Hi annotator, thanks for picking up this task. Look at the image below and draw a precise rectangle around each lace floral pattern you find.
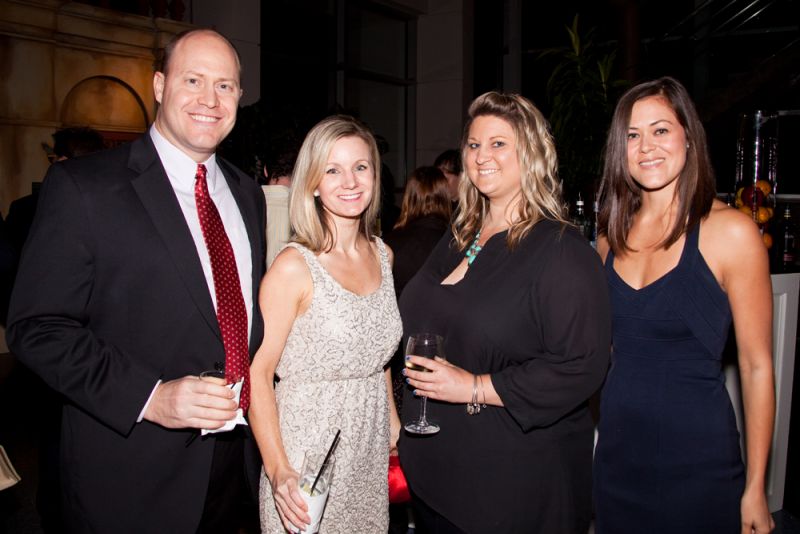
[259,239,402,533]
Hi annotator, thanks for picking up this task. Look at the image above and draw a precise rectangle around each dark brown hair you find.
[52,127,105,159]
[598,76,716,253]
[393,166,452,230]
[433,149,462,175]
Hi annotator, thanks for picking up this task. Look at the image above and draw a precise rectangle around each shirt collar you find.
[149,125,219,192]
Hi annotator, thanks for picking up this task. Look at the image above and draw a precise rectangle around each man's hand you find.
[143,375,238,429]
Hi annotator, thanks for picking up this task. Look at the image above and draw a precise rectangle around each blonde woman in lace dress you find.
[249,115,403,533]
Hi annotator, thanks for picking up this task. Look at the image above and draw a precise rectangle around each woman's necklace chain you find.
[465,231,482,266]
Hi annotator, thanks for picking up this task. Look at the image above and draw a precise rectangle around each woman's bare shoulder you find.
[704,200,762,242]
[263,246,313,289]
[701,200,767,275]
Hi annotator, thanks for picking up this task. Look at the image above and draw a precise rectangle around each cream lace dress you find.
[259,239,402,533]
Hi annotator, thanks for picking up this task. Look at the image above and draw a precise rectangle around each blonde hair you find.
[290,115,381,252]
[453,92,567,250]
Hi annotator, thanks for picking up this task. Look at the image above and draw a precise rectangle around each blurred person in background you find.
[261,144,298,269]
[433,148,462,202]
[384,165,452,297]
[6,126,105,256]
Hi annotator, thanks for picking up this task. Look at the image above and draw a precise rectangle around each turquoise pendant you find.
[465,231,482,266]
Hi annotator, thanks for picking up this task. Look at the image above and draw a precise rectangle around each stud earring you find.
[313,190,320,197]
[685,142,690,149]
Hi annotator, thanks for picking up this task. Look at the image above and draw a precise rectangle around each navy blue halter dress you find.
[593,224,745,533]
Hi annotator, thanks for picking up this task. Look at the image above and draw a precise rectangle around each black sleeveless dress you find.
[593,224,745,533]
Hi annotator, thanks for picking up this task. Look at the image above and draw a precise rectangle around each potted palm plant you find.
[541,15,627,200]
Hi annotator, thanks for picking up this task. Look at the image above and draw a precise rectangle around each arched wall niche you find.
[61,76,149,133]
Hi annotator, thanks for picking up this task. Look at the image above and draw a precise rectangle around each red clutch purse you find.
[388,454,410,503]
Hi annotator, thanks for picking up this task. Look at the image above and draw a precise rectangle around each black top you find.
[398,219,611,533]
[384,215,449,297]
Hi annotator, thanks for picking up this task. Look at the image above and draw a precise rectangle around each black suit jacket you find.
[7,134,266,533]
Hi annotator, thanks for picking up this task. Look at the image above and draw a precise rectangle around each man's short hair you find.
[157,28,242,77]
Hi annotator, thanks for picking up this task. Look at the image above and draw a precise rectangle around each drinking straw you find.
[310,429,341,496]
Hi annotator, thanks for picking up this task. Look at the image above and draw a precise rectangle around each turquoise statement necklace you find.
[465,231,482,265]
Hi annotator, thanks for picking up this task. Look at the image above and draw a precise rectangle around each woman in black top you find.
[384,166,452,297]
[398,91,611,533]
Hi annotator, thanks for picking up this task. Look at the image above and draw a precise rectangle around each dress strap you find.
[678,223,701,271]
[284,242,323,282]
[685,222,701,247]
[604,246,617,273]
[373,237,391,277]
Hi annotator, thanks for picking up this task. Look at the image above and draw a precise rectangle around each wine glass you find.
[404,333,445,435]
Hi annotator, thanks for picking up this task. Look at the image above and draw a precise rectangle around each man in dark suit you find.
[7,29,265,533]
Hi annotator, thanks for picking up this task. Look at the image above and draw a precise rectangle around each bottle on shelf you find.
[589,196,600,249]
[774,206,797,273]
[571,194,590,241]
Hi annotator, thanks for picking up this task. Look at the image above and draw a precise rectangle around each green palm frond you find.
[539,14,629,195]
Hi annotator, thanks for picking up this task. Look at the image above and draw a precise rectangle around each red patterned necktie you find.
[194,163,250,411]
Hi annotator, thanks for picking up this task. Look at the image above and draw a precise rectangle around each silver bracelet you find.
[467,374,481,415]
[478,374,487,409]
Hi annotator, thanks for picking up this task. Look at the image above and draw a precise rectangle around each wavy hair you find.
[290,115,381,252]
[598,76,715,253]
[453,92,567,250]
[393,166,452,230]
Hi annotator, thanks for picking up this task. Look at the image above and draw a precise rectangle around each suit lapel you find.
[128,136,222,341]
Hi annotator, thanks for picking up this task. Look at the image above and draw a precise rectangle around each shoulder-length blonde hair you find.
[598,76,715,253]
[290,115,381,252]
[453,92,567,251]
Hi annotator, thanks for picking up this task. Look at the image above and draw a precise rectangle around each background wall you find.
[0,0,191,214]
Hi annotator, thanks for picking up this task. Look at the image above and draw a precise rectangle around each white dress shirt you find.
[138,126,254,421]
[150,126,254,336]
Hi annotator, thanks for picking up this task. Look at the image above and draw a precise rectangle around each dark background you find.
[252,0,799,198]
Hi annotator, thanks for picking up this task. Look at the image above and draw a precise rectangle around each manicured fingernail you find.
[405,355,410,361]
[413,389,419,396]
[405,378,410,384]
[401,368,407,376]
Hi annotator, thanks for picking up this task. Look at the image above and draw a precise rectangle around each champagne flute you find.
[404,333,445,435]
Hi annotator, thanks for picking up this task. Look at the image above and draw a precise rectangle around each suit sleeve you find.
[7,164,159,436]
[491,233,611,431]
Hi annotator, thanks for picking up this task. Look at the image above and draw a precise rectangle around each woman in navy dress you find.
[593,77,775,533]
